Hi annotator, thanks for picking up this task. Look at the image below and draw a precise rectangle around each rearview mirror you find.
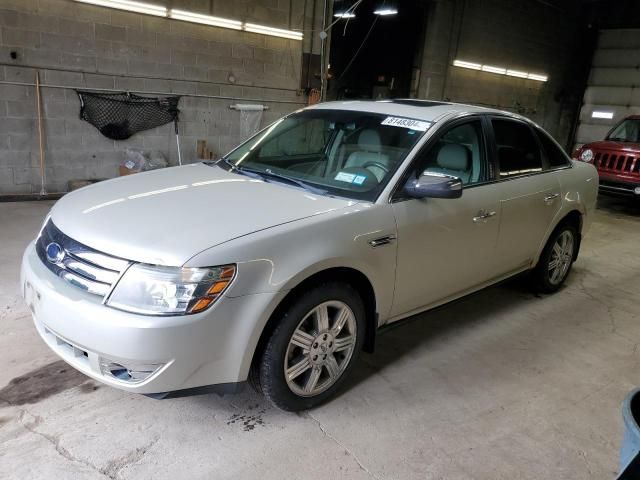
[403,172,463,199]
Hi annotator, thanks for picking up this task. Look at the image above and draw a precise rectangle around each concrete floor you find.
[1,197,639,480]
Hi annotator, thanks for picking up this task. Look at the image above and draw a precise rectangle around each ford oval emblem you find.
[45,242,65,263]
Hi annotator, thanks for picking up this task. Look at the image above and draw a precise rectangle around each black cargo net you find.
[76,91,180,140]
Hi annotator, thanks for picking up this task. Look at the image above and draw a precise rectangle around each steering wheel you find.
[362,161,390,176]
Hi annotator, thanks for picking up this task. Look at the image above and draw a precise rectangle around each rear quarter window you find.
[535,129,571,168]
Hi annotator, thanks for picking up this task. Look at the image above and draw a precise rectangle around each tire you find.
[531,222,579,293]
[252,282,365,411]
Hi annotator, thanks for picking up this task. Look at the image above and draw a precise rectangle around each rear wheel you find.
[252,282,365,411]
[531,223,578,293]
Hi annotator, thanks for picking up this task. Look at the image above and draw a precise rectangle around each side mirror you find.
[403,172,463,199]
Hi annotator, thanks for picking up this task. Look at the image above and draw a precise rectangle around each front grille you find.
[594,151,640,175]
[36,220,130,298]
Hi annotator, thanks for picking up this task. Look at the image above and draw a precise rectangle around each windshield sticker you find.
[335,172,368,185]
[335,172,356,183]
[381,116,431,131]
[353,175,367,185]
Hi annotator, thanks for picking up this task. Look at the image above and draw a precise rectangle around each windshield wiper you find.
[213,158,327,195]
[244,167,328,195]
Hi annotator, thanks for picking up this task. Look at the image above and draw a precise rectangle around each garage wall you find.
[0,0,320,195]
[574,28,640,147]
[417,0,591,149]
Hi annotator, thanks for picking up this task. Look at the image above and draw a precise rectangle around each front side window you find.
[220,109,429,201]
[607,118,640,143]
[492,119,542,178]
[411,120,487,185]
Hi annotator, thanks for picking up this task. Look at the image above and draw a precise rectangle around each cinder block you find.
[96,23,126,42]
[0,167,14,185]
[2,27,40,48]
[22,48,62,69]
[232,44,253,60]
[8,133,32,151]
[97,58,128,75]
[183,66,208,82]
[6,101,35,118]
[44,70,85,87]
[171,49,198,65]
[60,53,97,72]
[0,117,33,134]
[84,73,115,89]
[4,65,36,83]
[58,19,94,39]
[0,84,28,101]
[126,27,157,47]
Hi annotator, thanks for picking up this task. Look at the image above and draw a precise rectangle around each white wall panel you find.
[575,28,640,147]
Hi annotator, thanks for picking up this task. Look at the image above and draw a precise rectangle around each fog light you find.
[100,358,164,383]
[635,187,640,195]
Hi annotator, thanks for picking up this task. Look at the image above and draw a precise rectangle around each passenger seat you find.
[427,143,472,183]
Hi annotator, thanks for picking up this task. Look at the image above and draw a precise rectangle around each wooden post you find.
[35,71,46,195]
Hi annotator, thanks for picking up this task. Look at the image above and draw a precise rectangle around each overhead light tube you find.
[170,9,242,30]
[243,23,303,40]
[73,0,167,16]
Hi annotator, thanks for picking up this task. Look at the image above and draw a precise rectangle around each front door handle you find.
[473,210,497,223]
[544,193,560,203]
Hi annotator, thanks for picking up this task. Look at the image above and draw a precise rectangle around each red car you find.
[574,115,640,197]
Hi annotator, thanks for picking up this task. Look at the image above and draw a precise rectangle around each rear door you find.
[489,117,562,274]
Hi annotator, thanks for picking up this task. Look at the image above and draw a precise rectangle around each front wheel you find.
[252,282,365,411]
[531,223,578,293]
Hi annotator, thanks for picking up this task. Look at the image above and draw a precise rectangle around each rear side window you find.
[492,119,542,178]
[535,129,570,168]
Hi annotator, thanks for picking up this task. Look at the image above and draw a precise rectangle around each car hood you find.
[584,140,640,153]
[50,163,356,266]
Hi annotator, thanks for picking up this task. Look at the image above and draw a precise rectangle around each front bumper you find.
[598,173,640,197]
[21,242,281,395]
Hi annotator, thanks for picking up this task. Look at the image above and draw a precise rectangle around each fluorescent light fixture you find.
[76,1,302,40]
[243,23,303,40]
[453,60,482,70]
[334,12,356,18]
[506,69,528,78]
[482,65,506,74]
[74,0,167,16]
[527,73,548,82]
[592,110,614,119]
[374,7,398,15]
[170,9,242,30]
[453,59,548,82]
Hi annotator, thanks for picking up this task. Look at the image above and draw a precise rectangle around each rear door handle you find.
[544,193,560,202]
[473,210,496,223]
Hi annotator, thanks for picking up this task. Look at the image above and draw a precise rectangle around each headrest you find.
[437,144,470,171]
[358,129,382,152]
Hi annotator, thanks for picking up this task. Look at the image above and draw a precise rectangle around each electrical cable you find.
[336,15,378,81]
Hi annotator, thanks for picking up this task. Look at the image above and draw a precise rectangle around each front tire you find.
[252,282,365,411]
[531,222,578,293]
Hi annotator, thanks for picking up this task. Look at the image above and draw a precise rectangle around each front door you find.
[390,118,501,318]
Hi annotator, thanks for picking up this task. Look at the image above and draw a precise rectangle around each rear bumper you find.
[21,241,282,395]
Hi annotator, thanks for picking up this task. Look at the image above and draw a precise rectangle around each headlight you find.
[106,263,235,316]
[580,148,594,162]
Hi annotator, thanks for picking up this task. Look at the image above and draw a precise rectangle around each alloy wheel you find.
[548,230,574,285]
[284,300,357,397]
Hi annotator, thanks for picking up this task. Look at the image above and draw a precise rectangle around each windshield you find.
[217,109,430,201]
[607,119,640,143]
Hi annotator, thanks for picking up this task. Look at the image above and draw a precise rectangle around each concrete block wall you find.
[418,0,585,148]
[0,0,317,194]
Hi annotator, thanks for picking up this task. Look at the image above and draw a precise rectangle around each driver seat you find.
[344,130,391,181]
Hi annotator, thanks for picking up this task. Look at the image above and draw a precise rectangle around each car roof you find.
[306,99,525,124]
